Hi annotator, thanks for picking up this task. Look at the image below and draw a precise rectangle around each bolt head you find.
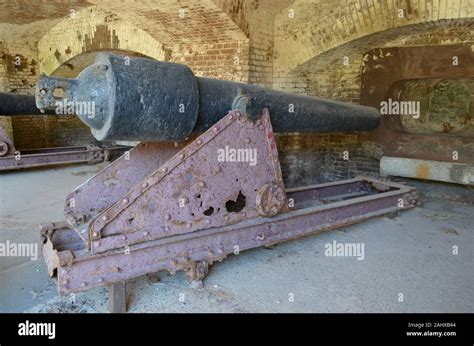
[122,198,129,204]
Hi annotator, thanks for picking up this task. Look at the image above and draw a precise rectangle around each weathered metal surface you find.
[360,44,474,185]
[386,78,473,135]
[0,123,114,171]
[380,156,474,186]
[36,53,200,142]
[0,125,15,157]
[0,92,54,115]
[186,261,209,288]
[41,176,418,295]
[88,109,285,254]
[0,144,109,171]
[256,183,287,216]
[360,45,474,152]
[36,53,380,142]
[64,141,186,230]
[361,44,474,113]
[38,108,418,310]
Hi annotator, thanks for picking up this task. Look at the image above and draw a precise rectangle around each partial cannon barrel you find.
[0,92,55,115]
[35,53,380,142]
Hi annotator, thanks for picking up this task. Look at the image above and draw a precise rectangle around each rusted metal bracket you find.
[85,109,285,254]
[0,125,111,171]
[40,109,420,310]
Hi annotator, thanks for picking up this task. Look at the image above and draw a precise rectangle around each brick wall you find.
[270,0,474,183]
[1,0,473,185]
[31,4,249,148]
[0,40,47,149]
[276,133,382,187]
[169,41,249,81]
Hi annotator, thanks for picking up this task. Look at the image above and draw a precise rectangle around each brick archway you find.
[274,0,473,74]
[38,6,166,75]
[273,19,474,102]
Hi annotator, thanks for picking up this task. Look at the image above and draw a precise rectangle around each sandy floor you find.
[0,163,472,313]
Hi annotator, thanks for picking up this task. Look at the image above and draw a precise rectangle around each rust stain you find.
[416,164,430,180]
[442,122,454,133]
[82,25,120,52]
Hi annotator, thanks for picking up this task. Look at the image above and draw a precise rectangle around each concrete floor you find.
[0,163,473,313]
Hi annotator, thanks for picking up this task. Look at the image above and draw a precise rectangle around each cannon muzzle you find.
[36,53,380,142]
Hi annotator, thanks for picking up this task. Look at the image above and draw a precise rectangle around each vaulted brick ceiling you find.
[0,0,292,44]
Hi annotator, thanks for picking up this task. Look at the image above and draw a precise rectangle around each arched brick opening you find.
[274,19,474,99]
[273,17,474,186]
[9,6,168,149]
[38,7,167,75]
[274,0,474,74]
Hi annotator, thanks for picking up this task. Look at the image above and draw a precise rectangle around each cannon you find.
[36,53,380,142]
[36,53,419,312]
[0,92,112,171]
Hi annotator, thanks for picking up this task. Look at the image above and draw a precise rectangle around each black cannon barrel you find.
[35,53,380,142]
[0,92,55,115]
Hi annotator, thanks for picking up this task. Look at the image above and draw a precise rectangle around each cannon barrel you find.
[0,92,55,115]
[35,53,380,142]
